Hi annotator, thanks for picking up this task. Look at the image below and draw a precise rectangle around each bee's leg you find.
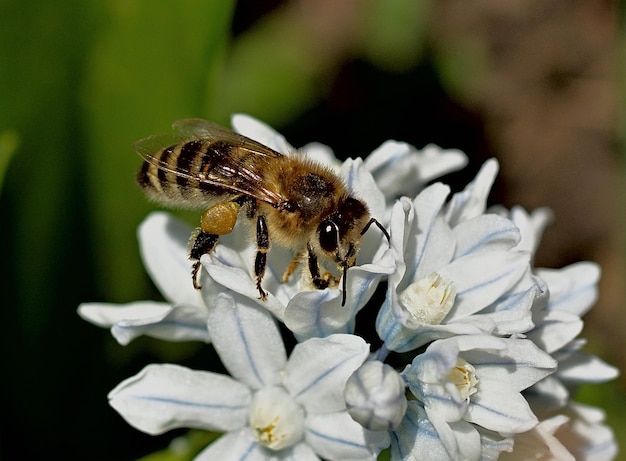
[281,248,305,283]
[189,230,219,289]
[189,201,241,289]
[306,243,330,290]
[255,215,269,300]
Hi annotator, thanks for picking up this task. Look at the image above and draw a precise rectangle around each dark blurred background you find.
[1,0,624,459]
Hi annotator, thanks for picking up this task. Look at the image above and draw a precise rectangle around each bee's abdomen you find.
[137,140,232,208]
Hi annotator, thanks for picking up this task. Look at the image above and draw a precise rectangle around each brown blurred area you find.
[234,0,624,373]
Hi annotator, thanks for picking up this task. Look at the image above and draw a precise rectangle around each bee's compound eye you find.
[318,220,339,252]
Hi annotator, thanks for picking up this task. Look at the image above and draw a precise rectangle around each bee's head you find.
[316,197,369,264]
[314,196,388,305]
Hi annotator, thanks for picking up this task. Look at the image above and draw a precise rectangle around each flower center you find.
[398,272,456,326]
[447,358,478,401]
[249,386,304,451]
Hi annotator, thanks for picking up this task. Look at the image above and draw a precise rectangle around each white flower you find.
[78,212,209,345]
[77,114,619,460]
[108,291,389,460]
[376,161,537,353]
[399,334,556,460]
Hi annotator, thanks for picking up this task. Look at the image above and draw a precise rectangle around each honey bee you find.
[135,119,388,305]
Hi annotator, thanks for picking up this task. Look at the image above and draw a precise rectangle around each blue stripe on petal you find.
[233,302,264,386]
[457,263,521,298]
[455,226,519,258]
[135,395,247,411]
[548,282,596,311]
[293,349,366,399]
[306,427,368,449]
[116,319,207,332]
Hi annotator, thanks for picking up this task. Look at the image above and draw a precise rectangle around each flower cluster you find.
[79,115,618,460]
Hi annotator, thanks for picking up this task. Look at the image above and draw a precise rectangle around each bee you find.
[135,119,388,305]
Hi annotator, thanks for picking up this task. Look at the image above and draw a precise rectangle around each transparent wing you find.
[134,119,288,205]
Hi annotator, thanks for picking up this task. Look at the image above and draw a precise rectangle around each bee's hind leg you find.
[189,200,242,290]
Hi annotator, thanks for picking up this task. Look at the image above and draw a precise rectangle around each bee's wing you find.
[134,119,287,206]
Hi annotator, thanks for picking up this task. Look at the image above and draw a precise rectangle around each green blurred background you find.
[1,0,624,459]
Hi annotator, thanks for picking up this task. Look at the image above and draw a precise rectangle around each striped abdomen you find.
[137,140,241,209]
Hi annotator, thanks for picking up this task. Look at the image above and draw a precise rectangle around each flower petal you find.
[108,364,250,435]
[471,338,557,392]
[305,411,389,461]
[525,376,571,414]
[406,184,454,283]
[452,214,521,258]
[445,159,499,226]
[207,292,286,390]
[195,429,321,461]
[194,429,261,461]
[376,298,490,353]
[386,186,454,299]
[499,415,575,461]
[484,277,538,336]
[391,402,480,461]
[415,144,468,184]
[138,212,200,307]
[302,141,341,169]
[284,250,395,339]
[440,251,531,319]
[341,158,386,220]
[78,301,171,327]
[78,301,210,345]
[537,262,600,316]
[508,206,553,255]
[231,113,293,154]
[202,246,286,320]
[558,351,619,383]
[527,309,583,355]
[562,402,618,461]
[467,381,538,434]
[283,334,369,413]
[364,141,467,203]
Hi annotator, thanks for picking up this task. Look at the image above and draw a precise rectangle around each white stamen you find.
[447,358,479,401]
[249,386,304,451]
[398,272,456,326]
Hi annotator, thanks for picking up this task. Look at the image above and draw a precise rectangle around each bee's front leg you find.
[189,200,241,289]
[306,243,330,290]
[255,215,269,300]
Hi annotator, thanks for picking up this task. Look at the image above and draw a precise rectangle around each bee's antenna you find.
[342,264,348,306]
[361,218,390,242]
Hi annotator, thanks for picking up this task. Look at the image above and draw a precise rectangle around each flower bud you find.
[344,360,407,431]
